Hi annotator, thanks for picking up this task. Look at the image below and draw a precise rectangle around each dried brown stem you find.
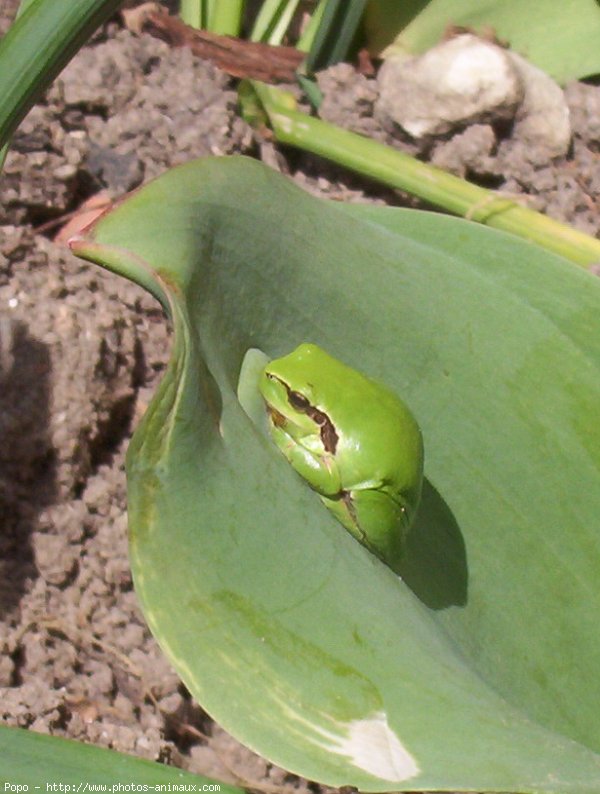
[143,10,304,82]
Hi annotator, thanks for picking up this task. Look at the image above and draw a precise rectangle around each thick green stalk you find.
[180,0,204,29]
[0,0,123,150]
[209,0,245,36]
[252,83,600,269]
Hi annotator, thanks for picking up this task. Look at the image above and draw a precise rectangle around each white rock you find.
[375,34,523,139]
[506,51,571,158]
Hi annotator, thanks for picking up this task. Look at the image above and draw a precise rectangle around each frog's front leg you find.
[268,420,342,497]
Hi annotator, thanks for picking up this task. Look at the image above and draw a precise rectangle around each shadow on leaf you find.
[399,479,468,610]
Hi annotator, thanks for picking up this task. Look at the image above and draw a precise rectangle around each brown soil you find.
[1,1,600,789]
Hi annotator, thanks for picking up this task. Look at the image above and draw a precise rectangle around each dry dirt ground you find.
[1,1,600,789]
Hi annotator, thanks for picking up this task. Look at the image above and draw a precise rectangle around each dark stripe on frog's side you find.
[267,374,339,454]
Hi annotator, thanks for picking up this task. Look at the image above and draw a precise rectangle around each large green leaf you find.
[71,156,600,792]
[366,0,600,83]
[0,724,242,788]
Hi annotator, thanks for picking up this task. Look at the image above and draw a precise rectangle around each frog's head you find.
[259,344,338,452]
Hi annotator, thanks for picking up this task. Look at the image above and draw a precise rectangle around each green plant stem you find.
[296,0,327,52]
[0,0,123,151]
[209,0,245,36]
[304,0,368,72]
[250,0,300,44]
[251,83,600,269]
[179,0,204,28]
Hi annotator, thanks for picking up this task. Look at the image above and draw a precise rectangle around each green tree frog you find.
[259,343,424,568]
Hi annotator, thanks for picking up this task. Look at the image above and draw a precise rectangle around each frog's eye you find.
[288,390,311,411]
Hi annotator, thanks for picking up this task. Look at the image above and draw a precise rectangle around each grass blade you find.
[0,0,32,170]
[304,0,368,72]
[250,0,300,44]
[296,0,327,52]
[0,0,123,150]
